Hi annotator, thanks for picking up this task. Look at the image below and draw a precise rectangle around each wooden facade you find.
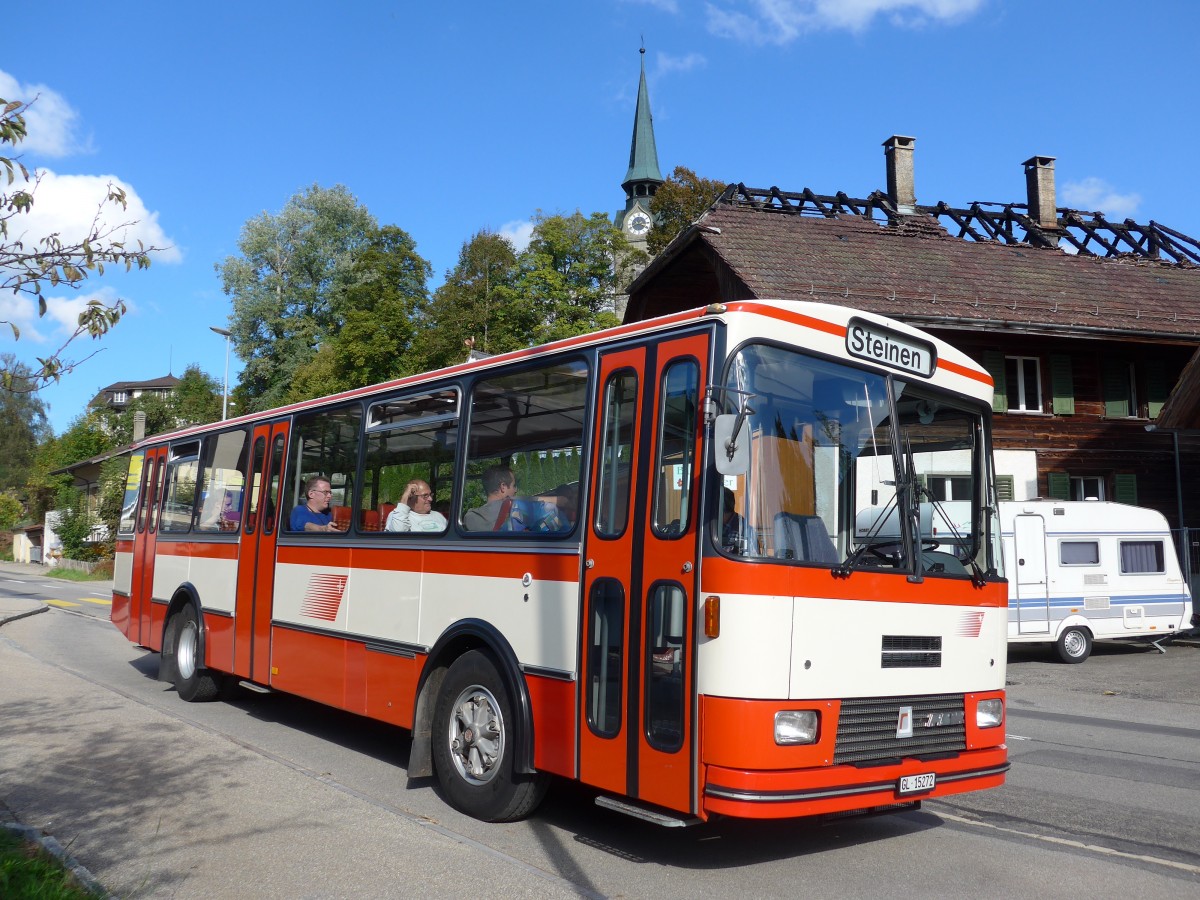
[623,147,1200,530]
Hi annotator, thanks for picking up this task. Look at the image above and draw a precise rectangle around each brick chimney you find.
[884,135,917,215]
[1023,155,1059,229]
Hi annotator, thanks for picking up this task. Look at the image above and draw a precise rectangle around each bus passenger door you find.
[131,446,167,647]
[579,333,709,815]
[579,346,646,795]
[1014,514,1051,634]
[234,421,290,684]
[635,333,708,814]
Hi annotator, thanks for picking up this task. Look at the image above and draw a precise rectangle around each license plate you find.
[898,772,936,795]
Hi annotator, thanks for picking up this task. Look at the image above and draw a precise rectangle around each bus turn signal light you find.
[704,596,720,638]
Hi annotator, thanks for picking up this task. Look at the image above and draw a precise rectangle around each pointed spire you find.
[623,47,663,189]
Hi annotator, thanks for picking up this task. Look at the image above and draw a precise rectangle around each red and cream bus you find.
[112,300,1009,825]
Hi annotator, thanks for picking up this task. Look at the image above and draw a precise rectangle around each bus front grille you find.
[834,694,966,765]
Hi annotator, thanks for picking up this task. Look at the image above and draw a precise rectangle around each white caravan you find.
[854,499,1191,663]
[1000,500,1190,663]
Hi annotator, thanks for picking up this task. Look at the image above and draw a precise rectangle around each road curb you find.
[1,820,111,899]
[0,605,49,628]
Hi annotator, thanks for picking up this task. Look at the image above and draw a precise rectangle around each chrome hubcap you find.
[447,685,504,785]
[177,620,198,679]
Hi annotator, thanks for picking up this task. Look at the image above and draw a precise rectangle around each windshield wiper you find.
[834,489,900,578]
[915,481,989,588]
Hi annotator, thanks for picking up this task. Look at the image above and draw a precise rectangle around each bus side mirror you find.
[714,414,749,476]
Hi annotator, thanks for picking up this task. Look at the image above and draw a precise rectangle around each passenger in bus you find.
[721,487,753,555]
[385,480,448,533]
[463,465,518,531]
[289,477,346,533]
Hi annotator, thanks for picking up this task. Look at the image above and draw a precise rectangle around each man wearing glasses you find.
[290,476,346,533]
[385,479,448,533]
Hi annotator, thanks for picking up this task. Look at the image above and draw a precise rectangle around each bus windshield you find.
[715,342,1000,579]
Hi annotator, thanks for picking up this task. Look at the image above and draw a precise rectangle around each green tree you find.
[0,491,23,530]
[288,225,432,401]
[647,166,729,255]
[1,98,159,391]
[0,354,50,495]
[216,184,381,412]
[24,410,113,523]
[418,231,520,371]
[171,363,223,427]
[513,211,640,345]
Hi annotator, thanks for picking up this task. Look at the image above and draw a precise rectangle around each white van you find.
[1000,500,1190,663]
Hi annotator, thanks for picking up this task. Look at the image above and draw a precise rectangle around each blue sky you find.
[4,0,1198,433]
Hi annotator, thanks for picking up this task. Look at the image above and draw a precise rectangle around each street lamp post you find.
[209,326,231,420]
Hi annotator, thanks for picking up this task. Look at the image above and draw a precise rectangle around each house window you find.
[927,474,972,502]
[1071,476,1104,501]
[1004,356,1042,412]
[1102,360,1139,418]
[112,391,128,404]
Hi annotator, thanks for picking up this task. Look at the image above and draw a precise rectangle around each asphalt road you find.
[2,565,1199,898]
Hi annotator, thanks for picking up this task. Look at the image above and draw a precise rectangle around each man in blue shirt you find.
[289,477,345,533]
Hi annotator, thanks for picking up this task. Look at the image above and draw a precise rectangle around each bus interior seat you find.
[361,509,381,531]
[773,513,839,563]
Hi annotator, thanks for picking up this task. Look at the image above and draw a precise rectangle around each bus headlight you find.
[976,698,1004,729]
[774,710,819,745]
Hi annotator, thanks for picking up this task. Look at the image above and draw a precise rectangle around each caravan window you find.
[1060,541,1099,566]
[1119,540,1165,574]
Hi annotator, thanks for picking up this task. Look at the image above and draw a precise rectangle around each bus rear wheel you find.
[1055,625,1093,664]
[432,650,547,822]
[172,606,221,702]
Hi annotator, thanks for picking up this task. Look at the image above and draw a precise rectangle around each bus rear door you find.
[234,421,290,684]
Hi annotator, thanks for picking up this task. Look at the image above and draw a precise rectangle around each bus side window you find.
[651,360,699,537]
[195,430,249,534]
[284,404,362,534]
[362,389,459,534]
[461,359,589,536]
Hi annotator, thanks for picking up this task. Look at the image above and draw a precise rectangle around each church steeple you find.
[617,46,664,247]
[623,47,663,190]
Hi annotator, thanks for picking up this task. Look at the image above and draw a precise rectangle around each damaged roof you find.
[625,186,1200,342]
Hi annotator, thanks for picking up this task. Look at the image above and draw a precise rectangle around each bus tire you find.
[432,650,547,822]
[172,606,221,702]
[1055,625,1092,664]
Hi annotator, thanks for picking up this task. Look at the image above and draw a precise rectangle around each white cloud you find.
[0,69,88,158]
[0,285,127,345]
[655,51,708,77]
[706,0,984,45]
[1060,177,1141,219]
[499,219,535,253]
[12,168,181,264]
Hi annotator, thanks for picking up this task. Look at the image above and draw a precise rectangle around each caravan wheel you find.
[1055,626,1092,664]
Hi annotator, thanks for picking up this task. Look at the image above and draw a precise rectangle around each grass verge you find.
[0,827,98,899]
[44,563,113,583]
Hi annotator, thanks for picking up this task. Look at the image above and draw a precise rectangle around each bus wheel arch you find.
[1055,623,1093,664]
[161,586,221,701]
[410,621,536,781]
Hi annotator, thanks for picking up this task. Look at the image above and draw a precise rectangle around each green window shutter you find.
[1047,472,1070,500]
[982,351,1007,413]
[1049,354,1075,415]
[995,474,1014,502]
[1114,474,1137,504]
[1102,359,1129,417]
[1145,360,1169,420]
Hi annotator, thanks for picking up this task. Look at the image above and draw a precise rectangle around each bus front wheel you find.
[1055,626,1093,664]
[171,606,221,702]
[431,650,547,822]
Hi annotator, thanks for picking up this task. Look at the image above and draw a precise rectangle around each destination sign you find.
[845,318,937,378]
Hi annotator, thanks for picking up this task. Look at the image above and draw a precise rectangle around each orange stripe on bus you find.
[155,541,240,560]
[938,357,993,386]
[275,544,582,581]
